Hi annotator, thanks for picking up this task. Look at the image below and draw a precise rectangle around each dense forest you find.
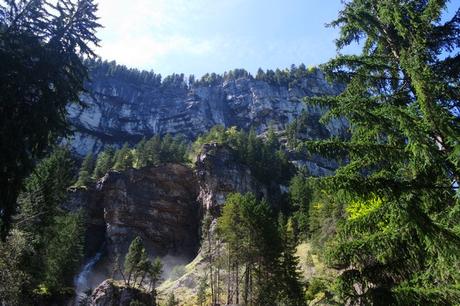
[85,58,319,90]
[1,0,460,306]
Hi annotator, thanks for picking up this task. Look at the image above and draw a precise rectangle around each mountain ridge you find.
[67,61,346,156]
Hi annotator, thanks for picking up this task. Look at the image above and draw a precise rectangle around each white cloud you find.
[95,0,217,69]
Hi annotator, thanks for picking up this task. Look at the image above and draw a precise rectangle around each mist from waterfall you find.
[74,251,103,302]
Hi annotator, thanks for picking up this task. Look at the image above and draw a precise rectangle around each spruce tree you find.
[304,1,460,304]
[92,147,115,179]
[113,143,133,171]
[277,216,305,306]
[75,153,95,187]
[0,0,100,238]
[124,236,149,287]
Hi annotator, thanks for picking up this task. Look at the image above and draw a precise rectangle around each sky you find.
[94,0,459,77]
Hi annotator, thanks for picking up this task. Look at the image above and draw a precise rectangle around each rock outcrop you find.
[88,279,153,306]
[71,144,296,304]
[67,68,345,156]
[72,164,200,260]
[195,143,268,214]
[101,164,200,259]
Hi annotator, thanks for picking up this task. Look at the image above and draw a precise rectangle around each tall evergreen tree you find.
[75,153,95,187]
[2,147,85,304]
[92,147,115,179]
[277,216,305,306]
[124,236,149,287]
[113,143,133,171]
[304,1,460,304]
[0,0,100,238]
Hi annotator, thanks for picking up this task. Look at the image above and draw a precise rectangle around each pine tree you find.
[218,193,283,305]
[289,174,313,237]
[124,236,149,287]
[147,135,163,165]
[93,147,115,180]
[148,257,163,304]
[75,153,95,187]
[303,1,460,304]
[0,0,100,238]
[42,211,85,293]
[277,216,305,306]
[113,143,133,171]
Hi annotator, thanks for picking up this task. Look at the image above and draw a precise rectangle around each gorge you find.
[65,62,344,305]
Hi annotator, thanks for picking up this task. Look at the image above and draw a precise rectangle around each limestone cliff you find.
[67,66,345,156]
[69,164,200,262]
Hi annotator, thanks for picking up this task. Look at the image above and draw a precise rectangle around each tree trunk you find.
[236,261,239,304]
[227,251,232,305]
[244,265,249,305]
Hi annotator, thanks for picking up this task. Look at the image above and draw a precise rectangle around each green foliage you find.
[305,278,327,302]
[113,143,134,171]
[289,174,313,237]
[129,134,188,168]
[0,148,85,304]
[217,193,305,305]
[41,212,85,293]
[17,147,76,235]
[193,126,294,184]
[0,0,100,238]
[92,147,115,180]
[124,236,149,287]
[300,1,460,304]
[91,135,188,181]
[345,194,383,221]
[255,64,318,88]
[75,153,95,187]
[0,229,32,305]
[123,236,163,292]
[277,216,305,306]
[196,277,208,306]
[286,111,332,150]
[85,59,163,87]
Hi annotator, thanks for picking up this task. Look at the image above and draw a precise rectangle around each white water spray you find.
[74,252,102,302]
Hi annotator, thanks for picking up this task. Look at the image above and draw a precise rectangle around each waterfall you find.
[74,251,103,302]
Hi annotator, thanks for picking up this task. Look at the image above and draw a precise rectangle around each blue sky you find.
[95,0,458,77]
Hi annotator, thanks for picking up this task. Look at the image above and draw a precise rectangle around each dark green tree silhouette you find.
[303,1,460,304]
[0,0,100,238]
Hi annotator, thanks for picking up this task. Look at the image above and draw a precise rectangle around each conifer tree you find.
[92,147,115,180]
[304,1,460,304]
[0,0,100,238]
[124,236,149,287]
[277,216,305,306]
[75,153,95,187]
[113,143,133,171]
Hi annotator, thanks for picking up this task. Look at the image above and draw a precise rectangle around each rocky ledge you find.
[88,279,153,306]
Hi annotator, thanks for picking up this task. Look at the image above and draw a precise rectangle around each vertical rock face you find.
[72,145,287,304]
[100,164,200,259]
[69,145,275,260]
[195,143,268,214]
[67,164,201,262]
[67,69,344,155]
